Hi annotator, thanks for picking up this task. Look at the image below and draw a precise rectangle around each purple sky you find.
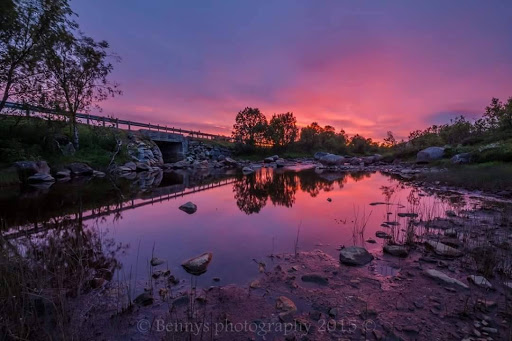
[73,0,512,140]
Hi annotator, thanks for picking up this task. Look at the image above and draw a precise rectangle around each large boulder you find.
[314,152,329,160]
[383,245,409,257]
[339,246,373,266]
[13,161,50,179]
[182,252,213,275]
[451,153,472,164]
[27,173,55,183]
[66,162,94,176]
[416,147,445,163]
[319,153,345,165]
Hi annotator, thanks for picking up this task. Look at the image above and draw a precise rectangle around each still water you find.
[1,166,468,287]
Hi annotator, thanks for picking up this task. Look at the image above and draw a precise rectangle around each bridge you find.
[1,101,235,162]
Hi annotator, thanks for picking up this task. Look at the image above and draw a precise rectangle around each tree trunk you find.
[71,114,79,150]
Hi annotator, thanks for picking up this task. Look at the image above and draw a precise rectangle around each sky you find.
[73,0,512,140]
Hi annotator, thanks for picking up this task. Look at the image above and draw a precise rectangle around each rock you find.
[366,239,376,244]
[339,246,374,266]
[181,252,213,275]
[59,142,76,156]
[468,275,493,289]
[383,245,409,257]
[416,147,445,163]
[134,292,153,306]
[66,162,93,176]
[504,281,512,291]
[327,198,332,202]
[301,274,329,286]
[242,166,254,174]
[276,296,297,320]
[123,162,136,171]
[425,240,463,257]
[249,279,261,288]
[55,169,71,178]
[376,231,392,239]
[319,153,345,165]
[264,157,274,163]
[445,210,457,217]
[223,157,238,166]
[136,162,151,171]
[444,228,457,237]
[314,152,329,160]
[275,159,285,167]
[179,201,197,214]
[451,153,472,164]
[481,327,498,334]
[13,161,51,181]
[27,173,55,183]
[424,269,468,289]
[90,277,106,289]
[397,212,418,218]
[150,257,165,266]
[92,170,105,177]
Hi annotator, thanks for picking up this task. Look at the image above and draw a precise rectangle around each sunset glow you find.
[74,0,512,140]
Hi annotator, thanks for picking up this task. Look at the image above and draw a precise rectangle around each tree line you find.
[232,107,382,155]
[0,0,120,149]
[395,97,512,155]
[232,97,512,158]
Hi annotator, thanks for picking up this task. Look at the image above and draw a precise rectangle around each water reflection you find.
[233,168,372,214]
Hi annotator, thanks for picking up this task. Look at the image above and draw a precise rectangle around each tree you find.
[44,33,121,149]
[232,107,268,146]
[483,97,512,131]
[383,131,396,147]
[0,0,76,111]
[266,112,298,148]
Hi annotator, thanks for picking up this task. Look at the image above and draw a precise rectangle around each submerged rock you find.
[383,244,409,257]
[134,292,154,306]
[179,201,197,214]
[376,231,392,239]
[182,252,213,275]
[425,240,463,257]
[339,246,373,266]
[424,269,468,289]
[301,274,329,286]
[397,212,418,218]
[150,257,165,266]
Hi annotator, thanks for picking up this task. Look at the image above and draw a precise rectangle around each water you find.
[0,166,471,287]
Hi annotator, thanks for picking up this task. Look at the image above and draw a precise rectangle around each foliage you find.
[232,107,268,147]
[266,112,298,148]
[296,122,349,154]
[0,0,76,111]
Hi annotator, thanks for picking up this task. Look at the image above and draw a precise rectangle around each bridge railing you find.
[1,101,234,141]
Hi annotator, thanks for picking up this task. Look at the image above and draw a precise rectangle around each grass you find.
[0,115,130,170]
[419,162,512,192]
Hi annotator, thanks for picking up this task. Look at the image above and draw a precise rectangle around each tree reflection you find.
[233,169,370,214]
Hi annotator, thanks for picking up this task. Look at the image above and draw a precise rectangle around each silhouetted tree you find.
[0,0,76,111]
[232,107,268,146]
[44,33,121,149]
[266,112,299,148]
